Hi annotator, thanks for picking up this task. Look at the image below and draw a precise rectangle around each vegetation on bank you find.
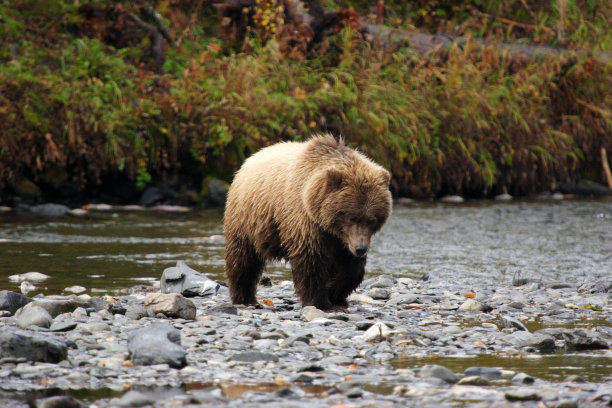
[1,0,612,203]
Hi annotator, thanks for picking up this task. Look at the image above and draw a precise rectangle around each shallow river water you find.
[0,199,611,402]
[1,200,610,293]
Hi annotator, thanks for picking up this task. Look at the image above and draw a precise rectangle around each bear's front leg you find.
[225,236,265,306]
[328,252,367,309]
[290,253,334,311]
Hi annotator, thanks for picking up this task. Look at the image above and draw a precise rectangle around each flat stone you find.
[230,351,279,363]
[368,288,391,300]
[362,322,394,341]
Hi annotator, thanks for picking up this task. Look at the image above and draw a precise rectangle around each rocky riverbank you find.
[1,267,611,408]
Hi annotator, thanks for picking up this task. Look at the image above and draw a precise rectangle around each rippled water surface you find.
[1,200,611,294]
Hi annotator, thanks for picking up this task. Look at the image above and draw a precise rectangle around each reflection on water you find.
[0,200,611,294]
[392,352,612,383]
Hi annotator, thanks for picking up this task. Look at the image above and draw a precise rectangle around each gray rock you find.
[387,294,420,305]
[125,303,149,320]
[231,351,279,363]
[368,275,396,288]
[127,324,187,368]
[29,203,70,217]
[16,305,53,329]
[368,288,391,300]
[0,328,67,363]
[505,389,541,401]
[144,293,196,320]
[507,301,526,309]
[464,366,502,379]
[160,261,220,298]
[0,290,32,315]
[345,387,364,398]
[440,195,464,203]
[419,364,459,384]
[512,372,535,384]
[458,299,492,312]
[500,316,528,331]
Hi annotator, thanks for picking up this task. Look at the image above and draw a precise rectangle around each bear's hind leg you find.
[225,237,264,306]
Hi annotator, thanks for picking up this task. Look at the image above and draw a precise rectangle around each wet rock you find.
[505,389,541,401]
[16,305,53,329]
[231,351,279,363]
[345,387,364,398]
[561,328,609,350]
[367,275,396,288]
[0,290,32,315]
[17,295,106,318]
[512,372,535,384]
[457,375,491,386]
[459,299,492,312]
[0,328,67,363]
[440,195,464,203]
[127,324,187,368]
[64,285,87,294]
[29,203,70,217]
[419,364,459,384]
[503,331,556,353]
[495,193,513,201]
[200,176,229,208]
[160,261,220,298]
[140,186,177,207]
[144,293,196,320]
[8,272,50,282]
[387,294,420,305]
[34,395,86,408]
[464,366,502,379]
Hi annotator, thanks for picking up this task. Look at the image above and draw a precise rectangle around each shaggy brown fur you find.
[224,134,392,311]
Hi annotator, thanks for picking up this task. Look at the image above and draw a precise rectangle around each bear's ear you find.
[326,167,344,191]
[380,169,391,187]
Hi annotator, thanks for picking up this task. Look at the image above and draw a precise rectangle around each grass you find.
[1,0,611,202]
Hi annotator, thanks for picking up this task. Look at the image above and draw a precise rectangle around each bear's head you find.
[303,160,392,258]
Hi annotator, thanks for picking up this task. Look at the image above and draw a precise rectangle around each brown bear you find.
[224,134,392,311]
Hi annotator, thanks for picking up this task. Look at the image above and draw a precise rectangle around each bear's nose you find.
[355,245,368,257]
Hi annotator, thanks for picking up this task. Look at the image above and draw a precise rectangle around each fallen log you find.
[362,24,612,65]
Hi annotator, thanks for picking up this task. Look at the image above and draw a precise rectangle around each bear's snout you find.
[355,244,368,257]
